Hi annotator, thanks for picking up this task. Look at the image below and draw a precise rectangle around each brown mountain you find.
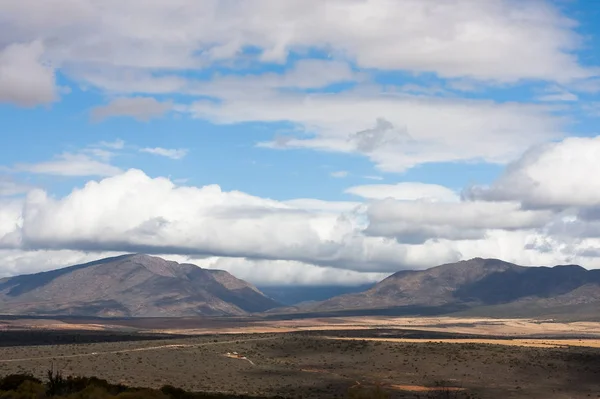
[0,254,280,317]
[300,258,600,317]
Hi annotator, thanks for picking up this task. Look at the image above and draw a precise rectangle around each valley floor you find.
[1,317,600,398]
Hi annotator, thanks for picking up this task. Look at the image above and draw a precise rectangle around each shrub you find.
[0,374,42,392]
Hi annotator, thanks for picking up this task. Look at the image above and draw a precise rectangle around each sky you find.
[1,0,600,286]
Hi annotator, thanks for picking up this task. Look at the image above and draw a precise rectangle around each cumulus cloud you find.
[365,199,553,244]
[0,169,461,273]
[165,256,389,287]
[0,41,58,107]
[91,97,172,122]
[283,199,361,214]
[1,167,600,280]
[465,136,600,209]
[140,147,188,160]
[346,182,459,202]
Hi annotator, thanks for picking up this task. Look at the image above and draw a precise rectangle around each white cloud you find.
[283,198,361,214]
[91,97,172,121]
[0,198,23,249]
[0,249,125,278]
[365,199,553,243]
[0,41,58,107]
[537,92,578,102]
[1,168,600,280]
[1,0,591,178]
[0,169,460,273]
[570,78,600,94]
[330,171,348,178]
[140,147,188,160]
[14,152,122,177]
[163,255,389,286]
[536,85,579,102]
[214,91,564,172]
[0,0,590,84]
[363,176,383,181]
[346,182,459,202]
[466,136,600,209]
[187,59,358,97]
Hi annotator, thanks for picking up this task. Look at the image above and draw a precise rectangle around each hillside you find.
[0,254,280,317]
[298,258,600,317]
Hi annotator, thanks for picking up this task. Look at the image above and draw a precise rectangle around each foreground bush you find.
[0,371,284,399]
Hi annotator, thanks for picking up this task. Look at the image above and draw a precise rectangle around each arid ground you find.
[1,316,600,398]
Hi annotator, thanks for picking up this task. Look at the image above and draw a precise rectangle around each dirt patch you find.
[390,384,464,392]
[223,352,255,365]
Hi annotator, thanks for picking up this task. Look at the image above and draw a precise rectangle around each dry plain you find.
[1,316,600,398]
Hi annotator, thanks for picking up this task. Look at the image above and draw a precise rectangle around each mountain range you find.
[293,258,600,319]
[1,255,599,318]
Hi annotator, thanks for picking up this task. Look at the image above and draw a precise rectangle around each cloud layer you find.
[1,0,590,83]
[2,135,600,284]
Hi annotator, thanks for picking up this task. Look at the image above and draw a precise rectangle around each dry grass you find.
[142,316,600,338]
[5,316,600,339]
[1,331,599,398]
[325,336,600,348]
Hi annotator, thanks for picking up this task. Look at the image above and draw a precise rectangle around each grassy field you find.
[1,328,599,398]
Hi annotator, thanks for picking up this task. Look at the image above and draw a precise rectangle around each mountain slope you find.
[0,254,280,317]
[302,258,600,316]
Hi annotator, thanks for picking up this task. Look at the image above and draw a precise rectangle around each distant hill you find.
[0,254,280,317]
[293,258,600,318]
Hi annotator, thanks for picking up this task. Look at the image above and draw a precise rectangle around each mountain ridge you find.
[293,258,600,318]
[2,256,600,319]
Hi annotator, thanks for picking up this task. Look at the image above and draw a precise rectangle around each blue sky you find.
[1,0,600,285]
